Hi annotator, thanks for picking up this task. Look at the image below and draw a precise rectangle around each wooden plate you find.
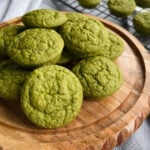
[0,16,150,150]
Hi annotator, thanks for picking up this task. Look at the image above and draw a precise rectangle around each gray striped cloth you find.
[0,0,150,149]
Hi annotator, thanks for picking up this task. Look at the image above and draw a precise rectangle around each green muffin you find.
[57,48,73,65]
[73,56,122,99]
[59,14,110,58]
[135,0,150,8]
[66,12,124,60]
[0,60,29,101]
[21,65,83,128]
[22,9,67,28]
[108,0,136,17]
[133,12,150,36]
[7,28,64,68]
[99,32,125,60]
[0,25,25,58]
[77,0,101,8]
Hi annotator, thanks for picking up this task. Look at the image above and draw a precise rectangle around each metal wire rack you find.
[52,0,150,51]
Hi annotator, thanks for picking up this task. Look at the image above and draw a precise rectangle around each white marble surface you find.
[0,0,150,149]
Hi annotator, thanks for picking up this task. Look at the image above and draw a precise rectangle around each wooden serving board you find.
[0,16,150,150]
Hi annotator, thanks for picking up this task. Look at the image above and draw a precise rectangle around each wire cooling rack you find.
[52,0,150,51]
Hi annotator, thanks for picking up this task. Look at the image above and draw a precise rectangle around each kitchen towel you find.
[0,0,56,22]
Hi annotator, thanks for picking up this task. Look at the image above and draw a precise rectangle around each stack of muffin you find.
[0,9,124,129]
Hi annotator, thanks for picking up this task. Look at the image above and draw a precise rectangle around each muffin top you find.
[73,56,122,98]
[7,28,64,68]
[77,0,101,8]
[59,14,110,58]
[133,12,150,35]
[21,65,83,128]
[22,9,67,28]
[0,25,24,57]
[108,0,136,17]
[0,60,29,101]
[100,31,125,60]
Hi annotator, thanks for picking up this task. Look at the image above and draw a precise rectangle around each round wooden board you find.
[0,15,150,150]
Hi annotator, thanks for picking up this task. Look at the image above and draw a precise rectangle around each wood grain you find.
[0,16,150,150]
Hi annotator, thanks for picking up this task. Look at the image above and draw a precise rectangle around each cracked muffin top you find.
[0,60,30,101]
[22,9,67,28]
[0,25,25,58]
[7,28,64,68]
[99,31,125,60]
[21,65,83,128]
[59,14,110,58]
[73,56,122,99]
